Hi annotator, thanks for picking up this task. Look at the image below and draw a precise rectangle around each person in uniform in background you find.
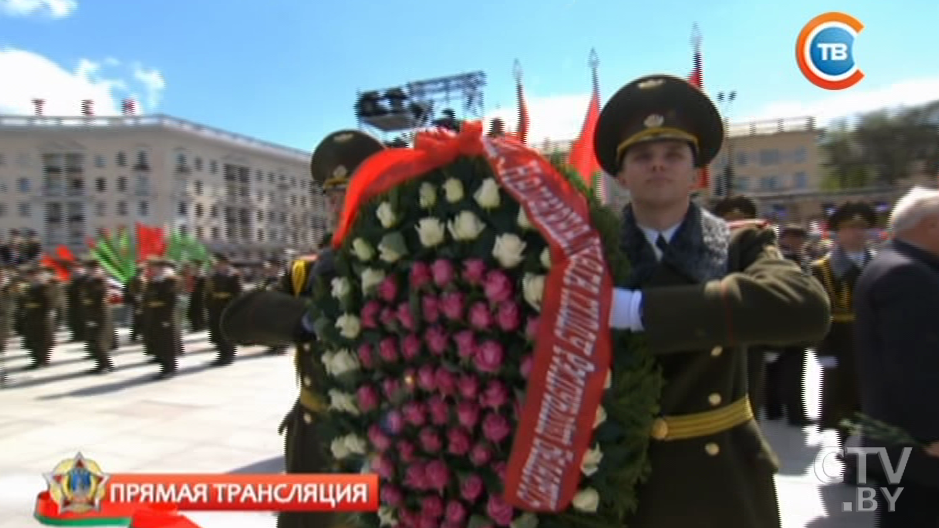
[185,260,207,333]
[712,194,757,222]
[0,265,17,385]
[124,264,146,344]
[594,74,830,527]
[854,187,939,526]
[143,259,181,379]
[65,261,87,343]
[763,224,813,426]
[204,254,242,366]
[258,260,288,356]
[222,128,387,528]
[82,260,115,374]
[810,201,877,484]
[20,266,57,369]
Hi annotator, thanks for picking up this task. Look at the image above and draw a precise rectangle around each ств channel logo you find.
[796,12,865,90]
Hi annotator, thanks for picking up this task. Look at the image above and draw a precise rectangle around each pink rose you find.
[417,364,437,392]
[425,325,449,355]
[469,442,492,466]
[382,378,402,399]
[397,302,417,331]
[368,424,392,451]
[468,302,492,330]
[482,413,512,443]
[524,316,539,341]
[519,354,533,379]
[453,330,477,358]
[380,307,398,329]
[361,300,381,329]
[492,461,507,480]
[486,495,515,527]
[372,454,393,480]
[431,259,456,287]
[356,385,379,412]
[474,340,504,373]
[380,485,403,506]
[419,427,442,453]
[460,474,484,502]
[410,262,432,290]
[403,401,427,427]
[457,374,480,399]
[418,516,437,528]
[357,343,375,369]
[379,337,399,363]
[425,460,450,492]
[378,276,399,303]
[404,462,428,490]
[421,495,445,519]
[421,295,440,323]
[456,401,480,429]
[398,440,416,462]
[402,334,422,361]
[426,395,449,425]
[384,409,405,435]
[447,428,472,456]
[439,291,465,320]
[445,500,468,524]
[399,510,419,528]
[435,367,457,396]
[462,259,487,285]
[483,270,514,304]
[495,301,521,332]
[480,380,510,409]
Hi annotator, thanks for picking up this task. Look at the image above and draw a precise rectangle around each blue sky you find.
[1,0,938,152]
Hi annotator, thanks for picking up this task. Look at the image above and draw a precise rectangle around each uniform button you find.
[650,418,669,440]
[710,346,722,357]
[303,412,312,424]
[705,442,720,456]
[302,376,312,387]
[708,393,722,406]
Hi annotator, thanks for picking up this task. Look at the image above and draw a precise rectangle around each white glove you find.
[764,352,779,363]
[609,288,644,331]
[818,356,838,368]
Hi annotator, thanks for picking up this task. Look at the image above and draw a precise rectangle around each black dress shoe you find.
[154,370,176,380]
[211,357,233,367]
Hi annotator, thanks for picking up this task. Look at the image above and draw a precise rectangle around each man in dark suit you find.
[854,186,939,526]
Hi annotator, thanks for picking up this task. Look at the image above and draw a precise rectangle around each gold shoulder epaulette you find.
[727,218,769,230]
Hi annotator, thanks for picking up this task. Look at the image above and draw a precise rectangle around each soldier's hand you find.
[925,441,939,458]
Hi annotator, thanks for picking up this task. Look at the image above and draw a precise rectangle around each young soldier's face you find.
[326,187,347,224]
[618,140,698,208]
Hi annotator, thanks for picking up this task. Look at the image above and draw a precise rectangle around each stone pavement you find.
[0,329,875,527]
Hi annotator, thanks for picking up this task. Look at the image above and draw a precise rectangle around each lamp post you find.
[716,91,737,197]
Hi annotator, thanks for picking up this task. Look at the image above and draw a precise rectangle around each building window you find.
[139,201,149,216]
[117,176,127,192]
[18,202,30,217]
[793,172,808,189]
[211,226,220,240]
[96,177,106,193]
[792,147,807,164]
[210,160,218,174]
[195,157,203,171]
[117,201,127,215]
[194,180,203,195]
[256,210,263,222]
[0,203,6,217]
[258,229,265,242]
[136,151,149,167]
[210,204,218,218]
[18,178,30,193]
[94,155,105,168]
[196,226,204,239]
[195,203,204,218]
[256,169,263,182]
[268,172,274,184]
[735,177,750,192]
[735,152,748,167]
[116,152,127,167]
[177,153,188,170]
[758,149,780,166]
[178,202,188,216]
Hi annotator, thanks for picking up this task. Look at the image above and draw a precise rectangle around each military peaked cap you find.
[310,130,386,190]
[712,195,757,221]
[779,223,808,238]
[829,201,876,230]
[594,74,724,175]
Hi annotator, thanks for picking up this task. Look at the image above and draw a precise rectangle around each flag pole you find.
[588,48,607,205]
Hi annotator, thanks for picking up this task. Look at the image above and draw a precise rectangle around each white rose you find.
[447,210,486,241]
[493,233,527,269]
[603,369,612,389]
[327,389,360,415]
[571,488,600,513]
[352,238,375,261]
[320,350,336,375]
[378,506,397,527]
[376,202,398,228]
[331,277,351,300]
[415,218,446,247]
[540,248,551,269]
[378,232,408,263]
[335,313,361,339]
[473,178,501,209]
[594,406,607,428]
[522,273,545,311]
[360,268,386,295]
[330,437,350,459]
[517,208,532,230]
[343,434,367,455]
[580,445,604,476]
[419,182,437,208]
[327,349,360,376]
[510,513,538,528]
[443,178,464,203]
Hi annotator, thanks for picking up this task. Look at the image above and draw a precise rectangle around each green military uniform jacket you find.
[619,205,830,528]
[82,274,116,353]
[0,279,16,350]
[142,276,181,354]
[20,281,57,352]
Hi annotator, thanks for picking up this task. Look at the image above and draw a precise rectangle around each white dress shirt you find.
[638,224,682,261]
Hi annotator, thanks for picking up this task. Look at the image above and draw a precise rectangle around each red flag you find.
[567,52,602,189]
[42,254,70,282]
[687,24,709,190]
[55,245,76,264]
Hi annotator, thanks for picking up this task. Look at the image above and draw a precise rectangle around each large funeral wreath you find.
[304,123,664,528]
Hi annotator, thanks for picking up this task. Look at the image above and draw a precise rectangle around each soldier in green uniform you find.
[82,260,115,374]
[124,264,146,344]
[0,265,17,385]
[204,254,242,366]
[810,201,877,483]
[185,260,207,333]
[221,129,386,528]
[142,259,182,379]
[65,261,87,343]
[594,74,831,527]
[19,266,58,369]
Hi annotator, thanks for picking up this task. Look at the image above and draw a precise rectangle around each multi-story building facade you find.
[0,114,328,262]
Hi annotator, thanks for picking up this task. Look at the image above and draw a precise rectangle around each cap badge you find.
[852,213,864,222]
[638,78,665,90]
[644,114,665,128]
[334,133,353,143]
[332,165,348,179]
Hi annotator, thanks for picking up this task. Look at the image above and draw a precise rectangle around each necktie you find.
[655,234,669,254]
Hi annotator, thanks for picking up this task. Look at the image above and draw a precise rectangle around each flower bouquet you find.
[305,122,664,528]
